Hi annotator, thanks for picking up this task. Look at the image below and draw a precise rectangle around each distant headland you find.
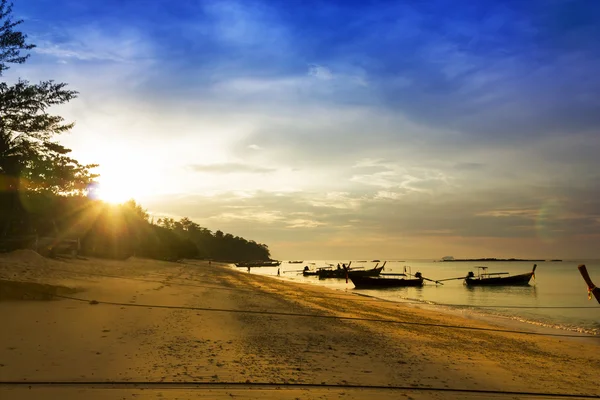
[440,256,554,262]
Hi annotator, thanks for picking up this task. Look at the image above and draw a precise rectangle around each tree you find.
[157,217,175,230]
[0,80,90,193]
[123,199,149,222]
[22,142,99,195]
[0,3,98,234]
[0,0,35,76]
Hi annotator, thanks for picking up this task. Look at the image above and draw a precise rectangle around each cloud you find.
[307,192,364,210]
[138,178,600,257]
[188,163,276,174]
[207,210,285,224]
[350,160,453,194]
[286,218,325,229]
[453,162,485,171]
[476,209,539,218]
[308,64,334,80]
[32,27,153,63]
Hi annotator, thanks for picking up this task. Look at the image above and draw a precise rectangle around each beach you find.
[1,252,599,399]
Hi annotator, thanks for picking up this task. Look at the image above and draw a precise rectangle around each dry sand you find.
[0,251,598,399]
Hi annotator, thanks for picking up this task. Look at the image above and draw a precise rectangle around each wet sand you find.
[1,251,599,399]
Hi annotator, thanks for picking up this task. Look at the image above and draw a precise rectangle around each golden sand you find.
[0,253,598,399]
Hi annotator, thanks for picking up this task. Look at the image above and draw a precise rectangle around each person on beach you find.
[277,268,280,276]
[247,266,251,273]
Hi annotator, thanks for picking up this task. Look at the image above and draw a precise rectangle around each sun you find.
[93,181,134,204]
[87,178,135,204]
[90,163,168,205]
[90,170,145,205]
[85,144,179,205]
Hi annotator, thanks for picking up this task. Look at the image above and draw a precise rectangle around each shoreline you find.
[1,253,599,399]
[440,259,545,262]
[270,263,600,338]
[354,290,599,338]
[274,274,600,341]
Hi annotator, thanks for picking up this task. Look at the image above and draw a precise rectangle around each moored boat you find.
[464,264,537,286]
[317,268,345,279]
[350,273,424,289]
[235,260,281,268]
[302,265,321,276]
[318,263,385,279]
[348,264,385,277]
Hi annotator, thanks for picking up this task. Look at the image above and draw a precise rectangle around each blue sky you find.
[7,0,600,258]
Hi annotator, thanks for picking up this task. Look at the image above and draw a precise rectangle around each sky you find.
[6,0,600,259]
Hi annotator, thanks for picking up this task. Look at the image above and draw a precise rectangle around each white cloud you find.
[350,160,453,194]
[308,64,334,80]
[374,191,405,200]
[188,163,275,174]
[208,210,285,224]
[308,192,364,210]
[287,219,325,228]
[32,27,153,64]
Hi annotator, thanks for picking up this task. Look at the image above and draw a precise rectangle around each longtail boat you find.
[318,262,385,279]
[348,263,386,277]
[302,264,342,276]
[464,264,536,286]
[302,266,321,276]
[578,264,600,304]
[350,272,424,288]
[235,260,281,268]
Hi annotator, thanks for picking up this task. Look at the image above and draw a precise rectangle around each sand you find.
[1,252,599,399]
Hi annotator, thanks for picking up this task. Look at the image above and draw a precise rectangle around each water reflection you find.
[465,284,538,296]
[465,284,538,307]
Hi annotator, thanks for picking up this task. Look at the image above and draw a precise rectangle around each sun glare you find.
[86,144,176,204]
[94,181,134,204]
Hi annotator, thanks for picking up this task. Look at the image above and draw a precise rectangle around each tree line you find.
[0,1,271,262]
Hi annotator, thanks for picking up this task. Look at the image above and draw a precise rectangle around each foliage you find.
[156,215,270,261]
[0,0,34,76]
[0,77,98,195]
[1,1,98,235]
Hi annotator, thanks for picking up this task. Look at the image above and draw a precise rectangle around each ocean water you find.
[243,260,600,335]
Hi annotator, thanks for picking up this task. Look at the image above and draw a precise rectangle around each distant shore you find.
[441,258,548,262]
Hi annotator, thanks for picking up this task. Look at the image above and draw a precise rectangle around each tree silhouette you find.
[0,0,34,75]
[0,3,97,235]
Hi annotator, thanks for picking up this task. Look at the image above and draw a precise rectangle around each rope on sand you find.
[0,381,598,399]
[48,292,600,339]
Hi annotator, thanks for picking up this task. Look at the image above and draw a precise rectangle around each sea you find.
[240,260,600,336]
